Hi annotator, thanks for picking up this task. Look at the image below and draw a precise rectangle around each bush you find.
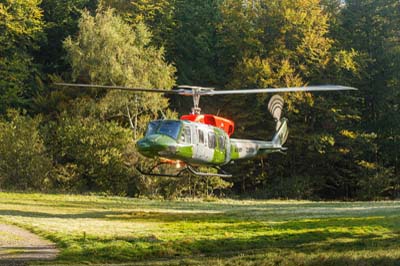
[44,112,135,194]
[356,167,396,200]
[0,110,53,190]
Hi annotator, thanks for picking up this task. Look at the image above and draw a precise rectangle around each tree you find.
[216,0,373,198]
[107,0,176,48]
[36,0,98,74]
[0,0,44,113]
[64,8,175,133]
[336,0,400,197]
[216,0,263,84]
[57,7,176,194]
[166,0,221,85]
[102,0,222,86]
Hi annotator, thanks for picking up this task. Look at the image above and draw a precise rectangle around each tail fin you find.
[272,118,289,146]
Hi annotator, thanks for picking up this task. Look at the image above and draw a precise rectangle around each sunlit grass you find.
[0,192,399,265]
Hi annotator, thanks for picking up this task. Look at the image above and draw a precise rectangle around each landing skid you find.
[135,162,187,178]
[186,165,232,178]
[136,163,232,178]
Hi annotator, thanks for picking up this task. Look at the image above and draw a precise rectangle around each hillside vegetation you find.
[0,0,399,199]
[0,192,399,265]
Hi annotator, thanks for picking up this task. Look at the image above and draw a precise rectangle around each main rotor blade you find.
[55,83,357,96]
[202,85,357,95]
[54,83,185,94]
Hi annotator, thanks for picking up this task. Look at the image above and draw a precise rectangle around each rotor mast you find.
[192,90,201,114]
[177,85,215,115]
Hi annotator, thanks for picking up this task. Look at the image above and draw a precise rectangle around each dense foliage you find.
[0,0,44,112]
[0,111,52,190]
[0,0,398,199]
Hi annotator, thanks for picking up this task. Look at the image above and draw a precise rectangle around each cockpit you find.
[145,120,182,140]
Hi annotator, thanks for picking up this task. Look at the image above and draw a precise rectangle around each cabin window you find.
[219,136,225,150]
[181,126,191,143]
[208,132,216,149]
[198,129,204,144]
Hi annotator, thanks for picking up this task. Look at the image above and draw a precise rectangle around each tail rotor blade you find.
[268,94,284,120]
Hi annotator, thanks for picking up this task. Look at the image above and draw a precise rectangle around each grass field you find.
[0,192,399,266]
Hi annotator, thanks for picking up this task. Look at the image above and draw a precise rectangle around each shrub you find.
[44,112,135,194]
[0,110,53,190]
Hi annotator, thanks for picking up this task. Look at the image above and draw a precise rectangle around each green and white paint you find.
[136,118,288,166]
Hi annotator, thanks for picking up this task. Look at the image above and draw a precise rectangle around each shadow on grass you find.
[46,215,400,263]
[4,194,398,214]
[2,207,399,227]
[306,256,400,266]
[0,246,57,263]
[52,232,400,264]
[0,209,229,222]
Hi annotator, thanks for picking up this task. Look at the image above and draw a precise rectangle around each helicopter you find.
[55,83,356,177]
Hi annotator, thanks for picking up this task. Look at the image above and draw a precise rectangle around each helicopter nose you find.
[136,134,177,158]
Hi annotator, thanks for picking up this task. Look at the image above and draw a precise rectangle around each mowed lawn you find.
[0,192,399,266]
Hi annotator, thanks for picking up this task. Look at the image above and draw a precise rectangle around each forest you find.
[0,0,399,200]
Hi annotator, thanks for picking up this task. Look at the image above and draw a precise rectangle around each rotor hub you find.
[177,85,215,115]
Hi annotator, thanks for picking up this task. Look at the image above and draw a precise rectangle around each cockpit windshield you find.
[145,121,161,136]
[158,121,181,139]
[145,120,182,140]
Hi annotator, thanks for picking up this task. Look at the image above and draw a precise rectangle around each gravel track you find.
[0,223,58,265]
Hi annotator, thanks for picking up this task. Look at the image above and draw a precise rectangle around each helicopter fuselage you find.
[136,119,287,166]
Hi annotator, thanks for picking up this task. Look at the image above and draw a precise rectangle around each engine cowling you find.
[180,114,235,136]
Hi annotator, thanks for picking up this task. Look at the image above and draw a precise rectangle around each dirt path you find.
[0,223,58,265]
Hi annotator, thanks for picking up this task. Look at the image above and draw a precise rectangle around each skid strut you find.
[136,163,232,178]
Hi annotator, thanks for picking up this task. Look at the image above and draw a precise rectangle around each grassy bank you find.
[0,192,399,265]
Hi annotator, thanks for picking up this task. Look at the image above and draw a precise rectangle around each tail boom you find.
[229,118,288,161]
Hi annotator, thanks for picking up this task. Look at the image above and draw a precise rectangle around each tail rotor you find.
[268,94,284,130]
[268,95,289,146]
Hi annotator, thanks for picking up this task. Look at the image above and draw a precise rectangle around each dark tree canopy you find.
[0,0,398,199]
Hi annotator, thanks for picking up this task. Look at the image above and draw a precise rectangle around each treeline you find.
[0,0,398,200]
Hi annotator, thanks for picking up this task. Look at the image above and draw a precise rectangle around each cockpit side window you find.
[181,126,192,144]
